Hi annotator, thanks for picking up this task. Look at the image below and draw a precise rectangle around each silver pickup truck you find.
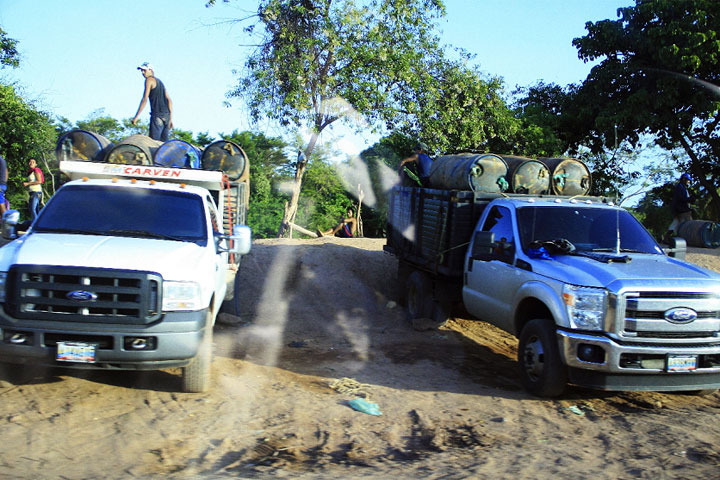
[386,186,720,397]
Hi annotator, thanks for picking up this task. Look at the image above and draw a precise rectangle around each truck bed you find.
[385,186,490,277]
[385,186,613,277]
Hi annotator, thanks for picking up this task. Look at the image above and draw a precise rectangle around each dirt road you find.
[0,238,718,479]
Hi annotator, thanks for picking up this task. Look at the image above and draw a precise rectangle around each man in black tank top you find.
[132,62,173,141]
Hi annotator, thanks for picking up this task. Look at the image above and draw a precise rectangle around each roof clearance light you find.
[82,176,89,182]
[150,180,156,185]
[131,178,137,184]
[112,177,118,183]
[180,183,186,189]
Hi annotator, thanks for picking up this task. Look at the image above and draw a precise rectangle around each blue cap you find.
[681,173,691,181]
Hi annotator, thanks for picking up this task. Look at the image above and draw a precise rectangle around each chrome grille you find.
[619,290,720,342]
[6,265,162,324]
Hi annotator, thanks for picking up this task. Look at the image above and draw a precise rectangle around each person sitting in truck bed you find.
[318,209,357,238]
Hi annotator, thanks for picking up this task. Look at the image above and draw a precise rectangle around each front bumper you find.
[558,329,720,391]
[0,309,209,370]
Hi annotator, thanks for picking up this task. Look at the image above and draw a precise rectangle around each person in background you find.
[23,158,44,220]
[132,62,173,141]
[665,172,696,242]
[0,150,7,216]
[399,142,433,186]
[318,208,358,238]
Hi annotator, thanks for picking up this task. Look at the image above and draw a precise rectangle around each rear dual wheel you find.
[406,271,433,322]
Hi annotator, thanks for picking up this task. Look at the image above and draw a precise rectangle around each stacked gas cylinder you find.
[426,152,591,196]
[55,130,248,183]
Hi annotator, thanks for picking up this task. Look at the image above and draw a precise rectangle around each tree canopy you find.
[571,0,720,217]
[0,27,20,69]
[224,0,448,235]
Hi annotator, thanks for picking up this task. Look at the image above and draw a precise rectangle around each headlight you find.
[0,272,7,303]
[162,281,202,311]
[562,285,607,331]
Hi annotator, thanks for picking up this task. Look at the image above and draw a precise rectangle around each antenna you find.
[616,206,621,254]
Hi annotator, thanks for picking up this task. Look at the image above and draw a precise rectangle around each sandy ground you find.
[0,237,719,479]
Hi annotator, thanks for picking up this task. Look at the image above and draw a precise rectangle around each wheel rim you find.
[523,334,545,380]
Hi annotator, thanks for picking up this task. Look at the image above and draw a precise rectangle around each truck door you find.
[463,205,525,332]
[207,196,228,309]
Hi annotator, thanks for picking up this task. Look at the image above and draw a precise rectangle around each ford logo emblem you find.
[66,290,98,302]
[664,307,697,324]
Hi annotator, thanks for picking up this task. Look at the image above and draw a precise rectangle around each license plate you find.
[667,355,697,372]
[57,342,97,363]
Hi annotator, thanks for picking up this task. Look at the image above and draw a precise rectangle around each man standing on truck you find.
[665,172,696,242]
[132,62,173,141]
[399,142,433,186]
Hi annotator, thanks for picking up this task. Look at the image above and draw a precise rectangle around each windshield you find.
[517,205,663,255]
[33,185,207,245]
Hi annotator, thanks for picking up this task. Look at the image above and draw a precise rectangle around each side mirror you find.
[664,236,686,261]
[470,231,496,261]
[1,210,21,240]
[217,225,252,256]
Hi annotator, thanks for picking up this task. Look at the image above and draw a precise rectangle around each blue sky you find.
[0,0,632,155]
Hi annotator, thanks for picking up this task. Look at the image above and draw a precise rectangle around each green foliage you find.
[357,133,408,236]
[215,130,293,238]
[398,53,521,155]
[231,0,447,134]
[632,182,674,239]
[0,83,57,218]
[507,82,572,157]
[76,109,126,142]
[0,27,20,69]
[571,0,720,218]
[297,158,352,233]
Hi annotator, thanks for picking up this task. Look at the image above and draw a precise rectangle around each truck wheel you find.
[182,324,213,393]
[518,318,568,397]
[397,261,411,306]
[407,271,433,323]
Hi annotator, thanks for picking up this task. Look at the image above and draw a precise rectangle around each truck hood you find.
[530,253,720,292]
[0,233,209,281]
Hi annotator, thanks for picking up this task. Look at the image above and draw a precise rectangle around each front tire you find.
[182,322,213,393]
[518,318,568,397]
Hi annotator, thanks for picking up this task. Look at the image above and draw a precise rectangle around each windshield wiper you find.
[592,248,646,253]
[108,229,186,242]
[34,227,106,235]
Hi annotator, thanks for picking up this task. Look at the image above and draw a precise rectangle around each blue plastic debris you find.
[348,398,382,416]
[527,246,552,260]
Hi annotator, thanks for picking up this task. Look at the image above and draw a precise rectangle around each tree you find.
[0,27,20,69]
[222,0,447,237]
[0,83,56,217]
[571,0,720,219]
[76,109,126,142]
[395,52,520,155]
[508,82,573,157]
[219,130,291,238]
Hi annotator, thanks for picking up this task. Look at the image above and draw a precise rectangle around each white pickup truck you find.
[0,160,251,392]
[386,186,720,397]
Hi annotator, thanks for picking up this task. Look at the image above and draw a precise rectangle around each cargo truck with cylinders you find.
[385,185,720,397]
[0,159,251,392]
